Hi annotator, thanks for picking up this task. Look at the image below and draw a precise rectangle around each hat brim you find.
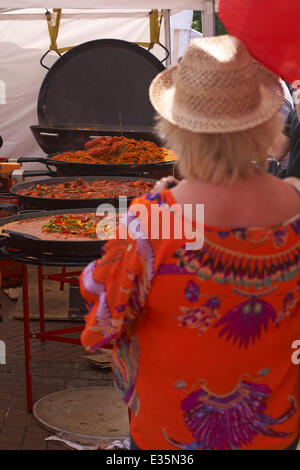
[149,63,284,133]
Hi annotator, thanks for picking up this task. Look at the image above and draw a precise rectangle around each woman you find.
[80,36,300,450]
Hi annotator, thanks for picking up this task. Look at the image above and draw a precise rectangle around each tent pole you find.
[163,9,171,66]
[202,0,216,37]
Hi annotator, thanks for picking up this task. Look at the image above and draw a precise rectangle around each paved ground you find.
[0,288,114,450]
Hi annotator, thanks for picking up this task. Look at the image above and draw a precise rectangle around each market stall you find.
[0,2,217,419]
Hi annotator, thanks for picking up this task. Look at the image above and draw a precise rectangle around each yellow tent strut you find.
[44,8,163,56]
[135,9,163,49]
[45,8,73,55]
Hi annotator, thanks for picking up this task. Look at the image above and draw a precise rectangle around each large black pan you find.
[33,39,165,154]
[2,176,155,211]
[17,150,175,177]
[0,208,116,258]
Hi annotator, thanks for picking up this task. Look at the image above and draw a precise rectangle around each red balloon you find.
[218,0,300,84]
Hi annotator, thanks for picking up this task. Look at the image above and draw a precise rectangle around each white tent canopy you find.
[0,3,216,162]
[0,1,208,9]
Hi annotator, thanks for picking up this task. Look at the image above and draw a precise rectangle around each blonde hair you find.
[156,114,281,184]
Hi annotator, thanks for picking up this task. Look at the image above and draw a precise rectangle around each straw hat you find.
[149,35,283,133]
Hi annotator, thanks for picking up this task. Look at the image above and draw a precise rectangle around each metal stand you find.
[2,248,111,413]
[24,264,85,412]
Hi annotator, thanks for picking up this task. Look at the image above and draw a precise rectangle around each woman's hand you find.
[152,176,179,194]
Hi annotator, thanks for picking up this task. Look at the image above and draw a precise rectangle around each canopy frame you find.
[45,8,166,55]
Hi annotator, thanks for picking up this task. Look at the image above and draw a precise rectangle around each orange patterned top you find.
[80,189,300,450]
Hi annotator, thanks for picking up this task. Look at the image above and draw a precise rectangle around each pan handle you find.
[17,156,48,164]
[0,234,9,247]
[0,193,19,199]
[0,203,19,213]
[3,229,41,241]
[46,159,66,165]
[39,132,59,137]
[18,170,57,178]
[17,209,47,215]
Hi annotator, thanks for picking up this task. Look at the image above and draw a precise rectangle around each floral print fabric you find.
[80,190,300,450]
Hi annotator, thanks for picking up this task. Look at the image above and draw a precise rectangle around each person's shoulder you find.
[129,190,169,210]
[124,191,165,232]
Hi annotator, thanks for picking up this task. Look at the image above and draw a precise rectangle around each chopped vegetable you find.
[42,214,101,239]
